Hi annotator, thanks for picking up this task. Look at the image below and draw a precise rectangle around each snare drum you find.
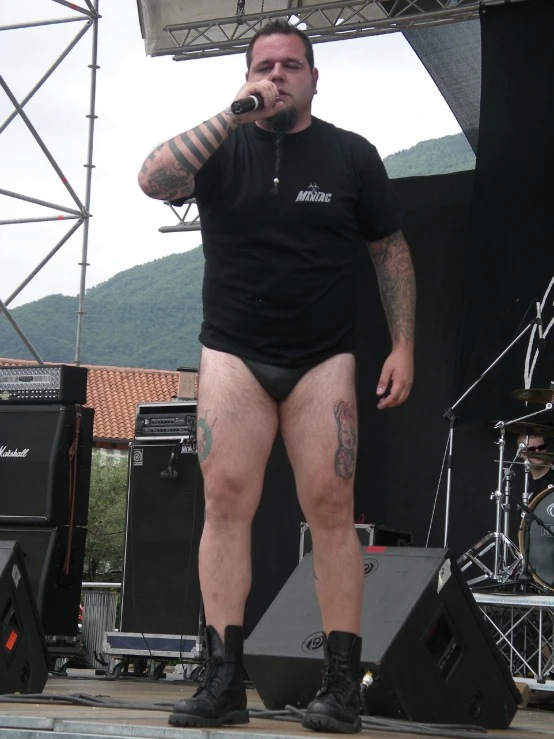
[519,485,554,591]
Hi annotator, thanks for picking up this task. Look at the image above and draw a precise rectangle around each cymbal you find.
[525,451,554,463]
[501,421,554,438]
[512,388,554,404]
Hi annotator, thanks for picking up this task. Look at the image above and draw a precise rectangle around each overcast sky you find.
[0,0,462,309]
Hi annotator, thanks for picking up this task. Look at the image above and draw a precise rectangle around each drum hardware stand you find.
[441,318,536,547]
[458,409,553,587]
[457,433,524,587]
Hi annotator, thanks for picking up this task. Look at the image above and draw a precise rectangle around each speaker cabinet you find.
[244,547,520,728]
[120,442,204,635]
[0,541,49,693]
[0,526,86,636]
[0,405,93,525]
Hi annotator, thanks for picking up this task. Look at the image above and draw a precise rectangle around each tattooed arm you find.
[367,230,416,409]
[138,80,282,201]
[137,109,240,201]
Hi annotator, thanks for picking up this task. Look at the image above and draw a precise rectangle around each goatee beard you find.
[263,106,299,133]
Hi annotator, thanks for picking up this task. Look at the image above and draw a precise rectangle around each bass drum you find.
[519,485,554,591]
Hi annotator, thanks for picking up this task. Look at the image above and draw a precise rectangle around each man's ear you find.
[312,67,319,91]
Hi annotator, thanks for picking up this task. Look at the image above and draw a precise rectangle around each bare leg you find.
[279,353,363,635]
[197,348,279,639]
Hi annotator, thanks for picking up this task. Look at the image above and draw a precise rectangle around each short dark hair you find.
[246,19,314,70]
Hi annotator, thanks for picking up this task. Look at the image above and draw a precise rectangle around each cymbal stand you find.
[457,405,553,586]
[457,426,523,586]
[441,319,535,547]
[522,456,532,507]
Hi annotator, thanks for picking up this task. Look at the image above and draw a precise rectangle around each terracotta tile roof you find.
[0,358,182,443]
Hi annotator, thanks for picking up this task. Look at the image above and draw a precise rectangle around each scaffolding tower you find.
[0,0,100,364]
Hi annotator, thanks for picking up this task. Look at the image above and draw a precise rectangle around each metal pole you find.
[0,188,81,216]
[443,422,454,547]
[0,21,91,135]
[2,219,84,307]
[0,77,86,213]
[0,298,44,365]
[51,0,93,18]
[0,18,86,32]
[0,215,81,226]
[75,0,99,365]
[493,428,506,579]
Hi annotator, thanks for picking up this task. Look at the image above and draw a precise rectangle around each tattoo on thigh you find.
[333,400,356,479]
[197,411,217,463]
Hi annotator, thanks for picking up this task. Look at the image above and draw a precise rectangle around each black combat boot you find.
[169,625,249,727]
[302,631,362,734]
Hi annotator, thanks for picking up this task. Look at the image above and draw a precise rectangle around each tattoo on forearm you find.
[179,132,205,169]
[146,163,194,200]
[197,411,217,464]
[168,138,197,174]
[194,128,217,156]
[141,112,238,199]
[333,400,356,480]
[368,230,416,345]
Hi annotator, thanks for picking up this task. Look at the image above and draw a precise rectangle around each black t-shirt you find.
[188,117,402,367]
[529,468,554,500]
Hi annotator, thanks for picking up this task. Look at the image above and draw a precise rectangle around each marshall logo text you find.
[0,446,30,458]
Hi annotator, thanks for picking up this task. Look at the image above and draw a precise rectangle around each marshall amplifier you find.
[0,365,87,405]
[0,405,94,526]
[135,400,197,442]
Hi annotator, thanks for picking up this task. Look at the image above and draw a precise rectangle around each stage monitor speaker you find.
[0,404,94,526]
[0,541,49,693]
[120,442,204,635]
[244,547,520,729]
[0,526,87,636]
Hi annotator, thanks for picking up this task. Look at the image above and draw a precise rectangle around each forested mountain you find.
[0,248,204,370]
[0,133,475,370]
[383,132,475,178]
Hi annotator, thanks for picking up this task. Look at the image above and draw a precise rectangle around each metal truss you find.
[474,592,554,690]
[159,200,201,233]
[0,1,100,365]
[154,0,527,62]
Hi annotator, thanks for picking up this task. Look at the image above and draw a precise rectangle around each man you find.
[138,19,415,733]
[517,434,554,500]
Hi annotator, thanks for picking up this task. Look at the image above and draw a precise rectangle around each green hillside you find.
[383,132,475,179]
[0,248,204,370]
[0,133,475,370]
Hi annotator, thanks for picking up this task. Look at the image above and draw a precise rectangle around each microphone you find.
[231,93,264,115]
[536,301,546,350]
[160,444,180,480]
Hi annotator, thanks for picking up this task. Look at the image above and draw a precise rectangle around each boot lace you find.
[193,656,225,698]
[319,656,352,703]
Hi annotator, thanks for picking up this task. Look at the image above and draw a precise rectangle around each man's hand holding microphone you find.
[229,80,284,124]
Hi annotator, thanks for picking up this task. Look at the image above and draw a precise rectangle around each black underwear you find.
[241,357,313,402]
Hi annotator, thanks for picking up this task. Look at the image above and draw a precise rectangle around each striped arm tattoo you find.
[367,230,416,346]
[140,108,240,200]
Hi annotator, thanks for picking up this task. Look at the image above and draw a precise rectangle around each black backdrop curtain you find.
[456,0,554,423]
[245,0,554,634]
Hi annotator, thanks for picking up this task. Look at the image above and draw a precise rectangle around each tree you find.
[84,452,127,581]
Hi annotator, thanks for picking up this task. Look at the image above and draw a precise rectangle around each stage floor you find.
[0,670,552,739]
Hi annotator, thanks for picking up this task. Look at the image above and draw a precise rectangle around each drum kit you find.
[458,385,554,593]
